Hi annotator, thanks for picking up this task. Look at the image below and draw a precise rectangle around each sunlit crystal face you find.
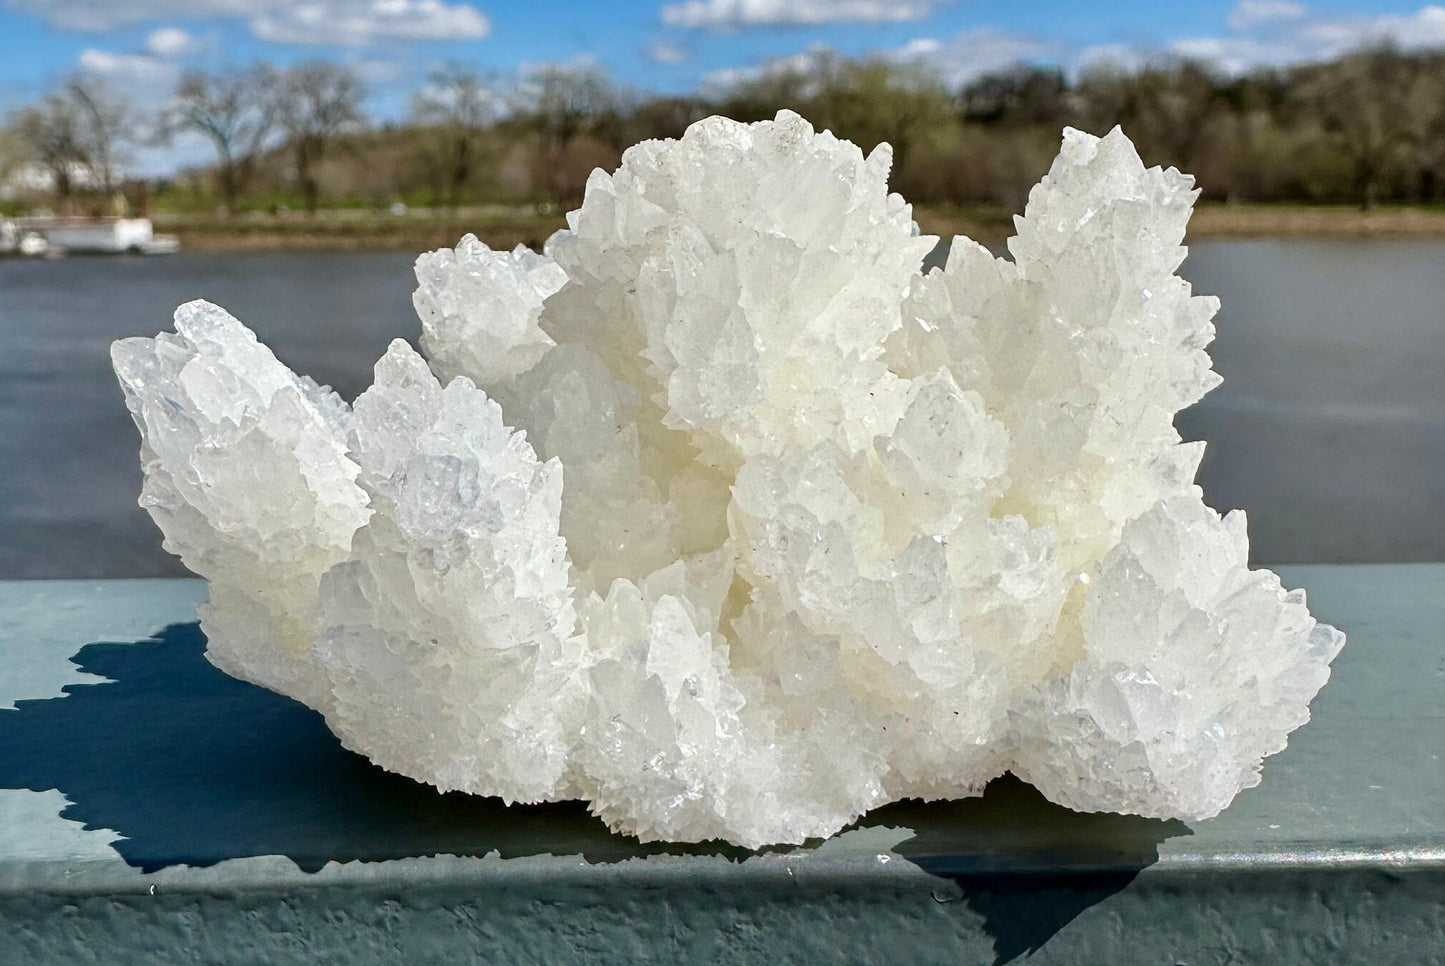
[112,111,1344,848]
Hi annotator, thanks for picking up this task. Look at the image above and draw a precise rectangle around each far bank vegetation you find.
[6,44,1445,228]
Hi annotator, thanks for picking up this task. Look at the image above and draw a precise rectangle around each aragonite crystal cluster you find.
[113,111,1344,847]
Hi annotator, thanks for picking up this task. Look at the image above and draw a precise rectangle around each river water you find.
[0,240,1441,578]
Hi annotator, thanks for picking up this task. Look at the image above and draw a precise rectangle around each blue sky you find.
[4,0,1445,172]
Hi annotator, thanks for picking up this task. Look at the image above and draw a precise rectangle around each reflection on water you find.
[0,239,1441,577]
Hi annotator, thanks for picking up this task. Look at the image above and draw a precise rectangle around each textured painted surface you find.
[0,579,207,709]
[0,566,1442,963]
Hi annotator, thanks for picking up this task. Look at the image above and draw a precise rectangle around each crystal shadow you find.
[0,622,1189,963]
[0,622,755,872]
[870,780,1192,964]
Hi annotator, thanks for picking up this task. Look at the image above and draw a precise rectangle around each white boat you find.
[17,232,52,256]
[5,216,179,256]
[0,218,49,257]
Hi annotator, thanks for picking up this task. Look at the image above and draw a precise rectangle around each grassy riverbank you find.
[915,203,1445,247]
[154,203,1445,253]
[153,206,568,254]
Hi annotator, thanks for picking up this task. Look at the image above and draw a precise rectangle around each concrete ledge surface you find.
[1,565,1442,964]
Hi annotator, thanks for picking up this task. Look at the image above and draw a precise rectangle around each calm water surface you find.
[0,241,1441,578]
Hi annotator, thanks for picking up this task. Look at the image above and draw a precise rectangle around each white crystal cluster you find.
[113,112,1344,847]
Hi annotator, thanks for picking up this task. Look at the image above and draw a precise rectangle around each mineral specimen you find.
[112,111,1344,847]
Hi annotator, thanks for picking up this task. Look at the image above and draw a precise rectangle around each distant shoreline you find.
[150,207,566,255]
[150,203,1445,253]
[916,203,1445,248]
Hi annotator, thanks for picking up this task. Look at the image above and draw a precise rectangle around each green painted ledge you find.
[0,565,1442,964]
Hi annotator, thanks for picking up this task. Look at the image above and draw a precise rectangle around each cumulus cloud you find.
[145,26,197,56]
[353,58,405,83]
[1357,4,1445,46]
[1073,43,1148,74]
[687,2,1445,86]
[1165,37,1265,72]
[515,51,602,78]
[1226,0,1307,31]
[71,48,196,176]
[251,0,490,46]
[4,0,489,45]
[72,26,207,116]
[6,0,259,31]
[1167,4,1445,74]
[661,0,954,30]
[78,48,179,84]
[701,27,1046,95]
[647,41,689,64]
[699,45,832,93]
[893,28,1052,86]
[694,3,1445,101]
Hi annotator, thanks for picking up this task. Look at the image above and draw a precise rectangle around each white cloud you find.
[354,58,405,83]
[72,25,205,118]
[1078,4,1445,80]
[412,71,507,115]
[6,0,259,31]
[1165,36,1296,73]
[78,48,179,83]
[699,44,833,93]
[1226,0,1307,32]
[4,0,490,45]
[251,0,490,45]
[1166,4,1445,74]
[515,52,602,77]
[647,41,689,64]
[700,28,1044,94]
[662,0,953,30]
[1295,20,1359,49]
[1359,4,1445,46]
[893,28,1051,86]
[695,0,1445,101]
[70,49,190,177]
[1073,43,1148,74]
[145,26,197,56]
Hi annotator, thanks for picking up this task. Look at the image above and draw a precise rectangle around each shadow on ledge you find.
[0,622,755,871]
[0,621,1190,963]
[865,780,1191,963]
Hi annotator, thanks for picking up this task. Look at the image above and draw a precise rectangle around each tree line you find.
[4,43,1445,216]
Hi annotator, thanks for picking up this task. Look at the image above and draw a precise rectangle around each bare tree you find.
[961,66,1070,128]
[509,62,619,204]
[718,54,954,176]
[1299,45,1422,209]
[1077,58,1223,172]
[276,61,365,213]
[621,94,710,143]
[0,125,27,184]
[518,63,616,150]
[66,76,132,196]
[716,54,824,123]
[10,92,88,209]
[1406,52,1445,201]
[809,57,955,174]
[409,63,497,209]
[166,64,277,215]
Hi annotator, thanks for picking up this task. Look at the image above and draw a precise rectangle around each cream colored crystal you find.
[113,111,1344,847]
